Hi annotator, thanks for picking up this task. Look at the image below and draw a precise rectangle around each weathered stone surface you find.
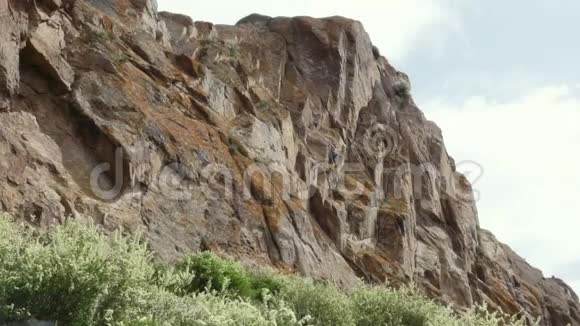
[475,230,580,325]
[0,2,578,324]
[26,12,75,92]
[0,0,26,97]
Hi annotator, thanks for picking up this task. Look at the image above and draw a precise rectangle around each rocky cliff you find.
[0,1,578,324]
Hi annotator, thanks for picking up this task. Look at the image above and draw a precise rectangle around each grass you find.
[0,213,536,326]
[256,100,272,111]
[226,42,241,62]
[198,39,241,64]
[87,30,116,44]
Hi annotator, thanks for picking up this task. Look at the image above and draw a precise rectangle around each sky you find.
[158,0,580,293]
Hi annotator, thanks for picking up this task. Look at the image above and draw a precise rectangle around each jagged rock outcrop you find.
[0,1,578,324]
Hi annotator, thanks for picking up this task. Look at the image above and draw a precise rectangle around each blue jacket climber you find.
[329,146,338,165]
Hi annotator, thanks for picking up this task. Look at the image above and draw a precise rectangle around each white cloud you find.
[425,85,580,293]
[158,0,462,63]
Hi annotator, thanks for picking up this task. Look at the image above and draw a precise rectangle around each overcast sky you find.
[158,0,580,293]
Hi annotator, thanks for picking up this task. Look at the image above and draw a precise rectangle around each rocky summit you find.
[0,0,578,324]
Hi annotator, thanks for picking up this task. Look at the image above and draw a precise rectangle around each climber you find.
[329,145,339,167]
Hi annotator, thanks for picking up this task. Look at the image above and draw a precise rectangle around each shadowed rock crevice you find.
[20,43,70,94]
[17,56,131,200]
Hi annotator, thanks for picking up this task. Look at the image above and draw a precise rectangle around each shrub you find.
[0,213,536,326]
[458,305,537,326]
[174,252,284,301]
[256,100,271,111]
[351,285,534,326]
[226,42,241,61]
[250,270,284,298]
[175,252,255,298]
[126,288,288,326]
[277,276,354,326]
[393,80,411,99]
[0,215,299,326]
[0,217,155,325]
[352,285,446,326]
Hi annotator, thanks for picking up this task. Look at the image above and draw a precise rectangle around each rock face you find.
[0,1,578,324]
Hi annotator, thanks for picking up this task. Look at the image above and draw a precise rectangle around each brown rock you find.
[0,0,26,97]
[24,13,75,92]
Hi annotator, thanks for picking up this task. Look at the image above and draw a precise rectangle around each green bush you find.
[175,252,256,298]
[392,80,411,100]
[0,218,155,325]
[125,288,297,326]
[250,270,284,298]
[277,276,354,326]
[0,215,300,325]
[0,213,536,326]
[173,253,353,326]
[352,285,446,326]
[174,252,284,301]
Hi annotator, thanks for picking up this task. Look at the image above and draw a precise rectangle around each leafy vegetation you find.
[256,100,272,111]
[226,42,241,62]
[392,80,411,99]
[0,213,535,326]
